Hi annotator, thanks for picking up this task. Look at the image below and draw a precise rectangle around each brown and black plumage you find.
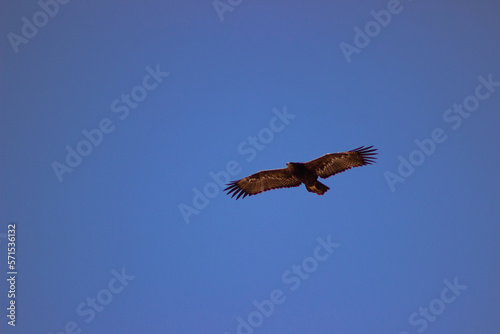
[224,146,377,199]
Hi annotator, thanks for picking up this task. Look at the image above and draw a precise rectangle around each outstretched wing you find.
[304,146,377,179]
[224,168,301,199]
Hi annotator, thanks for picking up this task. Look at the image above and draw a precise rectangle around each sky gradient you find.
[1,1,500,333]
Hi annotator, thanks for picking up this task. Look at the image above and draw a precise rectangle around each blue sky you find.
[1,0,499,333]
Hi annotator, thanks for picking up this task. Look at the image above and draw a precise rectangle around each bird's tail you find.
[306,181,330,195]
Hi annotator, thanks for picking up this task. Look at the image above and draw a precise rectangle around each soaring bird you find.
[224,146,377,199]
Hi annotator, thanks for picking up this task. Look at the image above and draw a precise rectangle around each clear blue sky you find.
[1,1,499,333]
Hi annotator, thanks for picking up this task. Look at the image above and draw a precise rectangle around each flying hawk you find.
[224,146,377,199]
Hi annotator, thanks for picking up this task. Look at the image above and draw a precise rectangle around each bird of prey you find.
[224,146,377,199]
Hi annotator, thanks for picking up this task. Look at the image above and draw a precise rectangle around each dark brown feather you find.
[304,146,377,179]
[224,168,301,199]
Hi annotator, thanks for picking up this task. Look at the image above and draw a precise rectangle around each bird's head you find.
[286,162,300,170]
